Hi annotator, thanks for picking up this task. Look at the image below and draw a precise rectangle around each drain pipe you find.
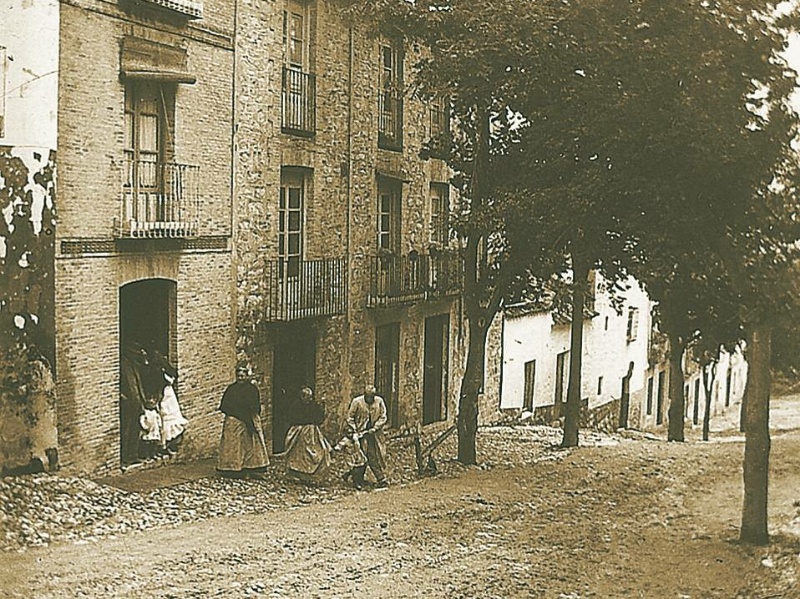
[343,22,356,406]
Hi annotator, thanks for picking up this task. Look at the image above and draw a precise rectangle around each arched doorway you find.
[119,278,176,464]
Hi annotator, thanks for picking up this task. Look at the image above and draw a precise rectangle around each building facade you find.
[233,1,464,451]
[483,274,651,428]
[49,0,235,473]
[2,0,464,474]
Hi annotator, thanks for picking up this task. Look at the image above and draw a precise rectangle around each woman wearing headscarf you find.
[217,364,269,479]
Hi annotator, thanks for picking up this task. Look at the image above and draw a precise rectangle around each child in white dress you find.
[159,373,188,454]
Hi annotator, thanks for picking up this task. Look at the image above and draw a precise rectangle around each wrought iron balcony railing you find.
[282,67,316,136]
[265,258,347,321]
[115,159,200,238]
[367,250,462,308]
[378,92,403,151]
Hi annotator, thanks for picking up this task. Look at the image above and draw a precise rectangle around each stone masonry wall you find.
[234,0,466,446]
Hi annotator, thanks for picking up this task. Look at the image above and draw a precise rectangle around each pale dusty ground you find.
[0,396,799,599]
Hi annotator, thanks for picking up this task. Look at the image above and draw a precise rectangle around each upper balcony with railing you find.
[367,250,462,308]
[264,257,347,321]
[282,67,316,137]
[115,158,200,238]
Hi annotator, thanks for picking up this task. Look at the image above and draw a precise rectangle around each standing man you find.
[344,384,388,489]
[217,363,269,479]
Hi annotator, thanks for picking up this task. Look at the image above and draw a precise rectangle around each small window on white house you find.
[626,307,640,342]
[597,376,603,396]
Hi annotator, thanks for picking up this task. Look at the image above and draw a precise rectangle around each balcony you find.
[265,258,347,321]
[115,159,200,238]
[367,250,462,308]
[136,0,203,19]
[282,68,316,137]
[378,92,403,151]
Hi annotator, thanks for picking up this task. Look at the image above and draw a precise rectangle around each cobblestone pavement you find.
[0,398,798,598]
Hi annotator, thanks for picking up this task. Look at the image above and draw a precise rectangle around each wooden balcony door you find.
[279,169,305,279]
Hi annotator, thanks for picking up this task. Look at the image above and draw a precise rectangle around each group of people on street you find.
[120,342,189,464]
[216,364,389,489]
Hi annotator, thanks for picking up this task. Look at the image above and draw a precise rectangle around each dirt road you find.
[1,400,799,598]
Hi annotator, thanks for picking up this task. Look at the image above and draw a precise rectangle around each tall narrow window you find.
[284,4,306,70]
[124,82,175,222]
[378,180,401,254]
[378,42,403,150]
[656,370,665,425]
[523,360,536,412]
[429,183,449,246]
[646,376,654,415]
[279,169,305,278]
[282,1,315,134]
[429,95,449,157]
[626,307,640,342]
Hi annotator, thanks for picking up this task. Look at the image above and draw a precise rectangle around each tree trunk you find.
[702,362,715,442]
[457,315,490,465]
[667,333,686,442]
[561,257,588,448]
[740,325,771,546]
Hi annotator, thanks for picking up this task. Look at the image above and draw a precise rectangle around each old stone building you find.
[1,0,464,474]
[233,0,465,451]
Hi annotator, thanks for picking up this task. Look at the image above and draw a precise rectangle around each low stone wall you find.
[495,397,622,435]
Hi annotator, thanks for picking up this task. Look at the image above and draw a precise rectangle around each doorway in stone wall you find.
[272,323,316,453]
[119,278,176,465]
[423,314,449,425]
[375,322,400,429]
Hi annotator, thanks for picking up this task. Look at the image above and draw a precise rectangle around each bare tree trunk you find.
[667,332,686,442]
[457,315,490,465]
[561,256,588,448]
[702,362,715,442]
[740,326,771,545]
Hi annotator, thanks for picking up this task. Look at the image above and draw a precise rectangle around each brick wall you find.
[53,0,235,474]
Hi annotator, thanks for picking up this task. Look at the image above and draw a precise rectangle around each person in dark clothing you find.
[283,387,331,482]
[120,342,148,464]
[217,364,269,479]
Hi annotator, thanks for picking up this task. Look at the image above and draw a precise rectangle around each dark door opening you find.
[554,350,569,417]
[119,278,176,465]
[523,360,536,413]
[375,322,400,429]
[423,314,449,425]
[656,370,665,425]
[272,323,316,453]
